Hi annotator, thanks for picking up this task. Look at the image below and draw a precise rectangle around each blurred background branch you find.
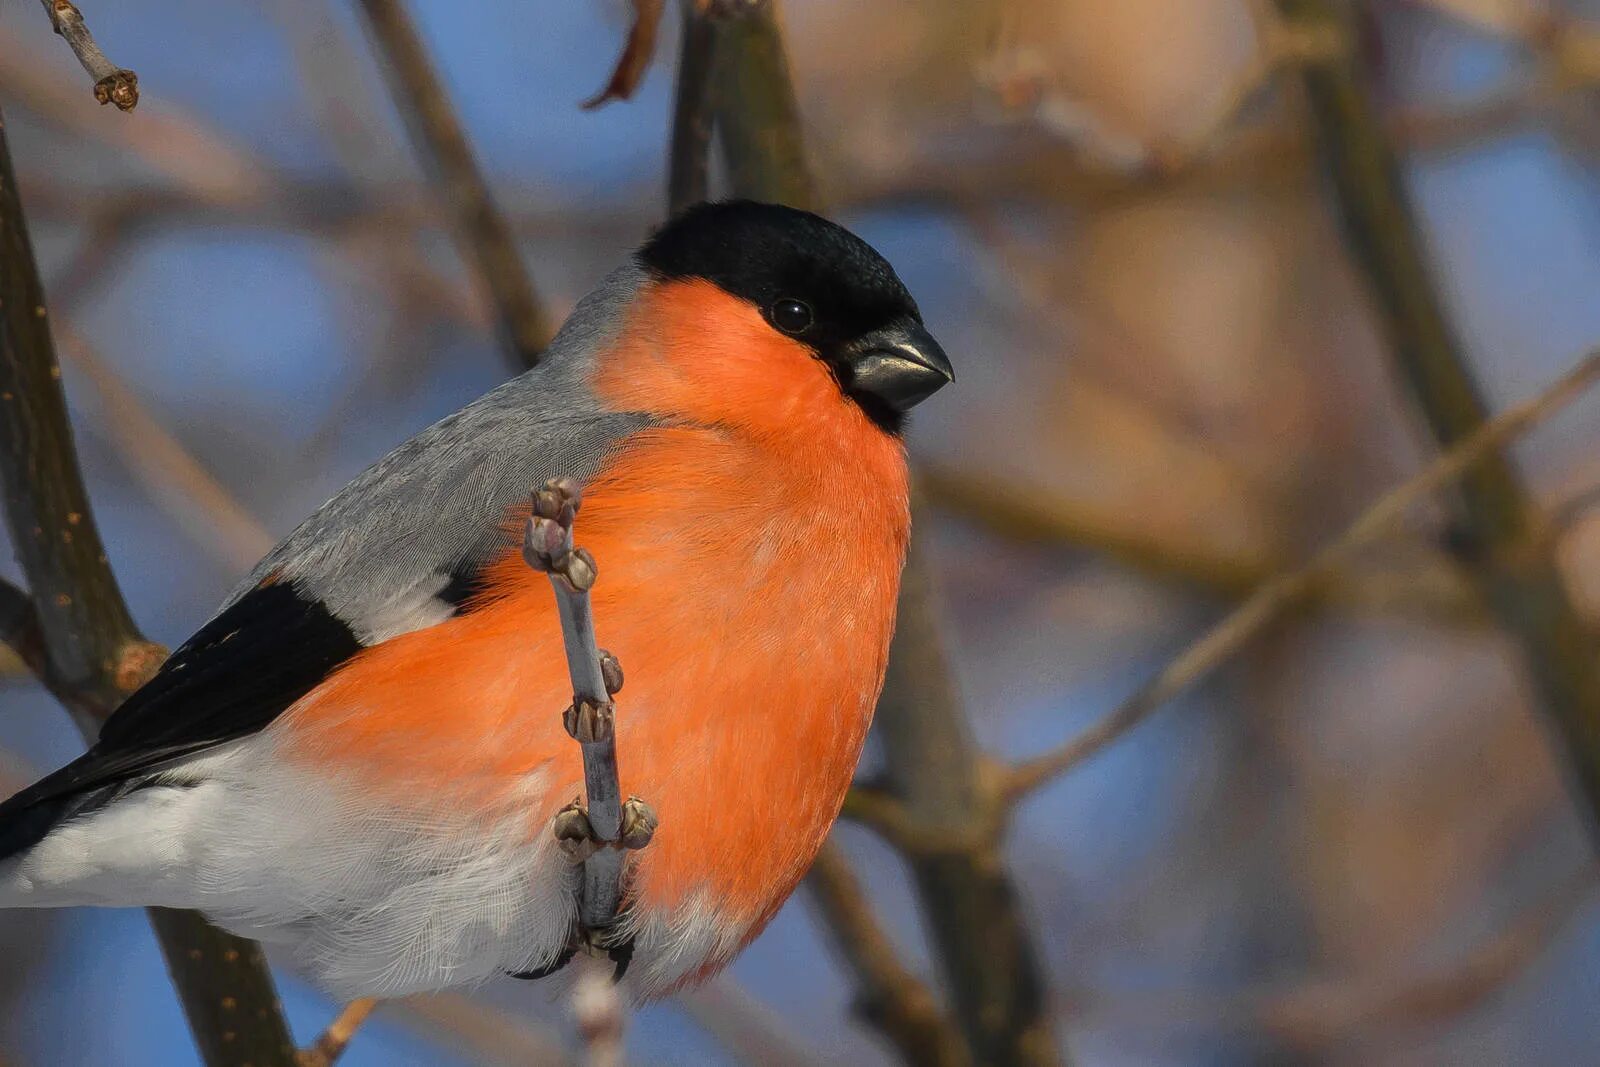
[1,0,1598,1062]
[1278,0,1600,840]
[0,103,297,1067]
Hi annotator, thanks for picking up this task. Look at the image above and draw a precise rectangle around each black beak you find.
[843,321,955,413]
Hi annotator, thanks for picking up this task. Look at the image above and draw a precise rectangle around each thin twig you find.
[35,0,137,111]
[57,329,274,572]
[390,993,576,1067]
[585,0,667,110]
[1006,348,1600,801]
[572,956,626,1067]
[1279,0,1600,842]
[0,102,297,1067]
[354,0,552,371]
[523,480,655,934]
[667,0,718,213]
[805,843,971,1067]
[297,998,379,1067]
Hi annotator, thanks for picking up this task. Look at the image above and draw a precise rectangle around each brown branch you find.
[0,103,297,1067]
[804,844,971,1067]
[298,998,379,1067]
[1279,0,1600,841]
[57,329,274,572]
[667,0,718,214]
[354,0,552,371]
[706,2,818,210]
[584,0,667,110]
[1006,348,1600,801]
[36,0,136,111]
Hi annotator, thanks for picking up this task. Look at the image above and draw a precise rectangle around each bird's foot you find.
[552,795,656,861]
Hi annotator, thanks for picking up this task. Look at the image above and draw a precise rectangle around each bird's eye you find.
[770,298,813,334]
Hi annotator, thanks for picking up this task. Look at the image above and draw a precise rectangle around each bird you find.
[0,200,953,999]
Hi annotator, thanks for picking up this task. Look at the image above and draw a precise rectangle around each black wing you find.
[0,580,361,858]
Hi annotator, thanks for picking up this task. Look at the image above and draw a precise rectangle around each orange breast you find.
[276,278,911,932]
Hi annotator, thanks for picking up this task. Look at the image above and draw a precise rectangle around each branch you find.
[523,479,655,936]
[1278,0,1600,842]
[706,2,818,209]
[354,0,552,371]
[667,0,718,214]
[0,103,297,1067]
[804,843,971,1067]
[297,998,378,1067]
[584,0,667,110]
[1006,348,1600,801]
[36,0,137,111]
[572,956,626,1067]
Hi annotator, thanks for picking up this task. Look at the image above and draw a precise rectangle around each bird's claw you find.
[552,796,656,860]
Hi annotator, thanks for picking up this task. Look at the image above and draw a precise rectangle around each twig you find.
[391,993,575,1067]
[706,1,817,209]
[667,0,718,213]
[1006,348,1600,801]
[584,0,667,110]
[523,480,655,935]
[804,843,971,1067]
[297,998,379,1067]
[57,329,274,572]
[919,463,1481,623]
[572,955,626,1067]
[0,102,297,1067]
[703,7,1060,1063]
[354,0,552,371]
[1278,0,1600,841]
[35,0,136,111]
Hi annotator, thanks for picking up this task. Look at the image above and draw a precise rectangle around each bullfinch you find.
[0,200,953,998]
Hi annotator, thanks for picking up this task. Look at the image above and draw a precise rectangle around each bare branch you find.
[805,844,971,1067]
[354,0,552,371]
[1279,0,1600,840]
[572,956,626,1067]
[523,480,655,936]
[585,0,667,110]
[36,0,137,111]
[667,0,718,214]
[297,998,379,1067]
[1006,348,1600,801]
[0,101,297,1067]
[57,330,274,572]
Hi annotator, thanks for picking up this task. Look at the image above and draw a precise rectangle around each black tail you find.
[0,760,138,862]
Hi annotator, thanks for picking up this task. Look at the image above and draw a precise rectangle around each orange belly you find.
[274,417,909,944]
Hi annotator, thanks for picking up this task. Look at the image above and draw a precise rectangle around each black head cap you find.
[638,200,953,433]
